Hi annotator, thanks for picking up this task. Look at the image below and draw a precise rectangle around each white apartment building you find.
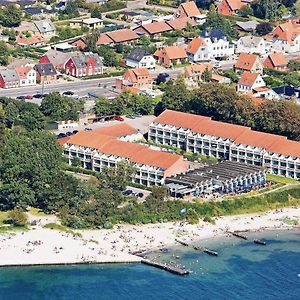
[149,110,300,179]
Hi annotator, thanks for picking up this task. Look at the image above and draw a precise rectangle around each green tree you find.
[94,97,114,116]
[19,102,46,131]
[255,22,273,36]
[90,6,102,18]
[61,0,80,18]
[0,4,22,27]
[8,208,28,226]
[97,45,120,67]
[186,208,199,224]
[202,67,212,82]
[1,28,17,42]
[0,105,4,161]
[239,5,253,17]
[288,59,300,71]
[0,41,10,66]
[5,102,19,128]
[251,0,280,20]
[40,92,82,121]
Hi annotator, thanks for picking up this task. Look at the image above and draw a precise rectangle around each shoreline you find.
[0,207,299,267]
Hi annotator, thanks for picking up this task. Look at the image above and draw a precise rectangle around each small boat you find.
[254,239,266,245]
[175,256,180,259]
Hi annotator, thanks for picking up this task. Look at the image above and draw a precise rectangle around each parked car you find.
[126,115,135,119]
[155,73,170,85]
[84,127,92,131]
[114,116,124,121]
[25,95,33,99]
[57,133,67,138]
[63,91,74,96]
[66,131,73,136]
[33,93,43,98]
[137,192,144,198]
[16,96,25,100]
[87,92,97,98]
[122,189,133,196]
[72,130,79,134]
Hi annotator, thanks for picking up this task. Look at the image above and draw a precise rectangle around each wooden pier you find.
[254,239,266,245]
[175,239,189,247]
[176,240,219,256]
[228,231,248,240]
[141,259,190,276]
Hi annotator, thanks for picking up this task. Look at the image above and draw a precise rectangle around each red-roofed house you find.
[116,67,153,91]
[133,21,172,36]
[184,63,213,86]
[235,52,263,73]
[154,45,188,67]
[218,0,244,16]
[166,17,196,30]
[15,65,36,86]
[16,35,44,47]
[263,52,288,71]
[174,1,201,21]
[186,37,208,62]
[237,71,265,93]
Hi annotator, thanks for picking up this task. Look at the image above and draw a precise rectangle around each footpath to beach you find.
[0,207,299,267]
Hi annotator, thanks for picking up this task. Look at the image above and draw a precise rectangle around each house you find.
[237,71,265,93]
[272,85,300,103]
[154,45,188,67]
[34,63,57,84]
[70,18,103,30]
[236,20,260,33]
[211,73,231,84]
[235,53,263,73]
[166,17,196,30]
[23,7,56,19]
[39,49,78,71]
[236,36,267,55]
[70,37,87,50]
[133,21,172,37]
[174,1,201,22]
[15,65,36,87]
[252,86,281,100]
[116,68,153,91]
[97,29,139,45]
[263,52,288,72]
[16,35,44,47]
[184,63,213,86]
[149,109,300,179]
[14,21,37,35]
[61,123,189,187]
[0,69,20,89]
[65,53,106,77]
[126,48,156,70]
[34,19,56,39]
[218,0,244,16]
[198,29,235,60]
[186,37,207,62]
[266,20,300,53]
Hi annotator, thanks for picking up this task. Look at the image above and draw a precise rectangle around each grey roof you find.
[34,19,56,33]
[200,29,227,41]
[127,48,151,62]
[0,69,19,82]
[71,53,103,68]
[43,49,77,66]
[236,20,260,32]
[34,63,57,76]
[238,35,264,47]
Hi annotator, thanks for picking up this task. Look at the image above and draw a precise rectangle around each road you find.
[0,68,184,99]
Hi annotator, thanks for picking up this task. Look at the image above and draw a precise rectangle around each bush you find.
[8,209,28,226]
[203,215,215,224]
[187,208,199,224]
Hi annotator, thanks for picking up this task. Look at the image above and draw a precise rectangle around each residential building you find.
[186,37,208,62]
[218,0,244,16]
[34,63,57,84]
[272,85,300,103]
[236,36,267,55]
[195,29,234,60]
[148,110,300,179]
[235,52,263,73]
[174,1,201,21]
[97,29,139,45]
[16,35,44,47]
[154,45,188,67]
[0,69,20,89]
[70,18,103,30]
[33,19,56,39]
[263,52,288,72]
[184,63,213,86]
[65,53,106,78]
[70,37,87,50]
[116,68,153,91]
[23,7,56,19]
[61,123,189,187]
[126,48,156,69]
[252,87,280,100]
[133,21,172,37]
[166,17,196,31]
[39,49,77,71]
[237,71,265,93]
[211,73,231,84]
[236,20,260,33]
[15,65,36,86]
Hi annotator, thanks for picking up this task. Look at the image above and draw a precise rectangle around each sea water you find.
[0,229,299,300]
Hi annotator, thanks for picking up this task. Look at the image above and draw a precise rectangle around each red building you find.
[64,53,106,77]
[218,0,244,16]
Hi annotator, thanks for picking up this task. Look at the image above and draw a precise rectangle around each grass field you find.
[266,174,299,184]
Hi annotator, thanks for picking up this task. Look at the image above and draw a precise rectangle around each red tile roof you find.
[186,37,206,55]
[94,123,137,137]
[269,139,300,157]
[58,136,71,145]
[180,1,201,17]
[264,52,288,67]
[185,63,212,78]
[16,35,43,46]
[235,52,259,71]
[164,45,188,60]
[103,29,138,43]
[15,66,34,79]
[166,17,196,30]
[136,21,172,35]
[125,68,151,83]
[238,71,260,87]
[226,0,243,11]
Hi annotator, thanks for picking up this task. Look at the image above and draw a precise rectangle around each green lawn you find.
[27,207,49,217]
[266,174,299,185]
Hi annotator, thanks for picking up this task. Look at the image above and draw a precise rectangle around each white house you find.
[187,29,234,62]
[237,71,265,93]
[15,65,37,87]
[126,48,156,69]
[236,36,268,55]
[252,87,280,100]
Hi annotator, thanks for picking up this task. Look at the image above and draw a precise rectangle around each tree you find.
[202,67,212,82]
[8,209,28,226]
[97,45,120,67]
[1,28,17,42]
[0,41,10,66]
[5,102,19,128]
[40,92,82,121]
[90,6,102,18]
[287,59,300,71]
[239,5,253,17]
[186,208,199,224]
[251,0,280,20]
[155,76,191,115]
[0,105,4,161]
[61,0,80,18]
[94,97,114,116]
[255,22,273,36]
[0,4,22,27]
[19,102,46,131]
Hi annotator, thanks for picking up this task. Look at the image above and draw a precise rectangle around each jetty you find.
[141,259,190,276]
[203,249,219,256]
[175,239,189,247]
[176,240,219,256]
[254,239,266,245]
[228,231,248,240]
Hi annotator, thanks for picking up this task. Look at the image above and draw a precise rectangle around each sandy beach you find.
[0,207,299,267]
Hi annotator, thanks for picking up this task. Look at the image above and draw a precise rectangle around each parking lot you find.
[124,186,151,202]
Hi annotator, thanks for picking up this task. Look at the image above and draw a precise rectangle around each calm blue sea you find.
[0,229,299,300]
